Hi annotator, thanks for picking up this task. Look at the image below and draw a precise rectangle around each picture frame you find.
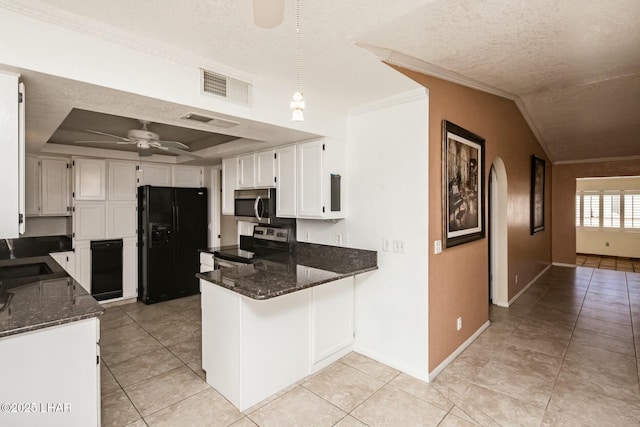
[442,120,485,248]
[530,154,545,234]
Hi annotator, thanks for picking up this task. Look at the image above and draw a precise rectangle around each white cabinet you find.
[238,153,255,189]
[25,155,40,216]
[255,150,276,188]
[222,157,238,215]
[310,276,354,369]
[123,237,137,299]
[275,145,297,218]
[108,160,137,201]
[73,202,106,241]
[0,317,100,426]
[26,156,71,217]
[73,240,91,293]
[107,202,136,238]
[138,163,171,186]
[173,165,203,187]
[49,251,75,277]
[0,72,23,238]
[297,138,345,219]
[41,158,70,215]
[200,252,215,273]
[74,158,106,201]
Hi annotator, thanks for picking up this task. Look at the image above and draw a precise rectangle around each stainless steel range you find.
[213,226,293,269]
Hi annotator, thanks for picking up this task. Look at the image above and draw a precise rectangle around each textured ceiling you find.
[5,0,640,162]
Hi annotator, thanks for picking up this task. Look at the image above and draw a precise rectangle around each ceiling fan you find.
[253,0,284,28]
[77,120,201,158]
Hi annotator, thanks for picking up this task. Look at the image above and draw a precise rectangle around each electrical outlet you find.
[434,240,442,254]
[515,274,518,285]
[335,234,343,245]
[304,231,310,242]
[456,317,462,331]
[382,239,390,252]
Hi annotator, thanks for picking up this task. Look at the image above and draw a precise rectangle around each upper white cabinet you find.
[108,160,137,201]
[256,150,276,188]
[26,156,71,216]
[275,145,297,218]
[138,163,171,186]
[73,158,106,201]
[73,202,106,240]
[172,165,203,188]
[0,72,23,238]
[238,153,256,189]
[222,157,238,215]
[297,138,345,219]
[106,202,136,238]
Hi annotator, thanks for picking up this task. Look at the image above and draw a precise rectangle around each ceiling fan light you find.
[253,0,284,28]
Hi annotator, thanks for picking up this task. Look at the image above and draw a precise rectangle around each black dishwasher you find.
[91,239,123,301]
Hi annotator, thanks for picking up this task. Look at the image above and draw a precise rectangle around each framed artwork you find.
[442,120,485,248]
[530,154,545,234]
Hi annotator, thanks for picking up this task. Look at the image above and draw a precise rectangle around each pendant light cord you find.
[295,0,301,93]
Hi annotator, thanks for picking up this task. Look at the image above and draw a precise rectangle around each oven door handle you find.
[254,196,263,221]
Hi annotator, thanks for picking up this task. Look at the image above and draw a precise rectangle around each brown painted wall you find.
[552,160,640,264]
[390,66,552,371]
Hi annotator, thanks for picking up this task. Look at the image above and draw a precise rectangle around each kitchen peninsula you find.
[197,242,377,411]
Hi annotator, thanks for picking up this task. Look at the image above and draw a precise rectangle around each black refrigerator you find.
[138,186,208,304]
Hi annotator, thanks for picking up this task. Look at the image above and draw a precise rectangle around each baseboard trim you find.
[352,346,429,382]
[428,320,490,382]
[552,262,577,268]
[507,264,551,306]
[100,297,137,308]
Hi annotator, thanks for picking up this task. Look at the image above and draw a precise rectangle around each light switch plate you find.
[434,240,442,254]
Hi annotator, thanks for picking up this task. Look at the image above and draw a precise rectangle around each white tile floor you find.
[100,266,640,426]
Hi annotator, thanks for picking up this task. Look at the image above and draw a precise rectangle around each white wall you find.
[22,216,71,237]
[298,89,430,379]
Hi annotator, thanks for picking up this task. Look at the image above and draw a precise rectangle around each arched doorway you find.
[489,158,509,306]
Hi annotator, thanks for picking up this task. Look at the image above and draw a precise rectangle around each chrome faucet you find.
[5,239,16,260]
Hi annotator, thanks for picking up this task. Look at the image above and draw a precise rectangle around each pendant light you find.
[290,0,305,121]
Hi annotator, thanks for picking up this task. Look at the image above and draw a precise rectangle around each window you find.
[575,195,581,226]
[582,193,600,227]
[624,194,640,229]
[602,194,620,228]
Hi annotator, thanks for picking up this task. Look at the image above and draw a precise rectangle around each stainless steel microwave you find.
[234,188,276,224]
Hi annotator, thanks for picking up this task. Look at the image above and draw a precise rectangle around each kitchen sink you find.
[0,262,53,281]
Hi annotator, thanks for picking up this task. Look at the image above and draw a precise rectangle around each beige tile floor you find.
[100,266,640,426]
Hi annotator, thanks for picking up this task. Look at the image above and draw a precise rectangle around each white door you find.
[139,163,171,187]
[108,161,137,201]
[73,202,106,240]
[0,72,20,238]
[41,158,70,215]
[172,166,203,187]
[25,155,40,216]
[275,145,297,218]
[222,157,238,215]
[297,139,324,218]
[255,150,275,188]
[74,158,106,201]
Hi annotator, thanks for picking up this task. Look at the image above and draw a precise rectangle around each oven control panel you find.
[253,226,289,243]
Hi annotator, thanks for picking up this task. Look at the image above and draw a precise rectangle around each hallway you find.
[435,265,640,425]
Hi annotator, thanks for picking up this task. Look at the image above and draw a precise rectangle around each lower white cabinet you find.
[49,251,75,279]
[0,317,100,427]
[200,275,354,411]
[73,240,91,293]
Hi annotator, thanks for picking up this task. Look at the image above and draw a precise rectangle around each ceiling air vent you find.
[201,69,251,105]
[180,113,240,129]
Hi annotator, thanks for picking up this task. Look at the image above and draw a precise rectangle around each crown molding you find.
[348,87,428,116]
[554,155,640,165]
[357,42,556,163]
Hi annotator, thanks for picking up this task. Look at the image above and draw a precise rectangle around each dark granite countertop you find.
[197,242,377,300]
[0,244,103,338]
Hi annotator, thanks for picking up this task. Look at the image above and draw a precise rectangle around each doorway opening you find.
[489,158,508,307]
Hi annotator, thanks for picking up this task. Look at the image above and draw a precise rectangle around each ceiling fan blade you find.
[164,147,203,159]
[85,129,131,141]
[75,140,136,145]
[253,0,284,28]
[157,140,189,149]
